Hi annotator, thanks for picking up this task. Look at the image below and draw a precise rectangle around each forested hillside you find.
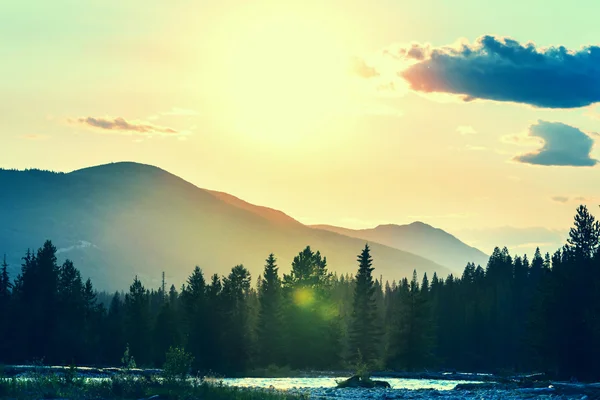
[0,162,449,290]
[1,205,599,381]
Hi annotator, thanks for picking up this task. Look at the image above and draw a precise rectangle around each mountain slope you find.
[310,221,489,274]
[0,162,451,290]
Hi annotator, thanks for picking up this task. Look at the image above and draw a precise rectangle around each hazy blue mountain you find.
[0,162,450,291]
[310,222,489,274]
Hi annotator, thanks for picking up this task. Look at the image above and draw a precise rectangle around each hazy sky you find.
[2,0,599,251]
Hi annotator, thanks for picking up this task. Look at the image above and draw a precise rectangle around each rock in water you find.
[336,375,391,389]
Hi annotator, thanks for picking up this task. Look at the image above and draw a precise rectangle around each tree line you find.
[1,205,600,380]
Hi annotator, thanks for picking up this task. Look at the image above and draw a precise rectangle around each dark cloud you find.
[71,116,179,135]
[551,196,569,203]
[513,120,597,167]
[393,35,600,108]
[350,57,379,78]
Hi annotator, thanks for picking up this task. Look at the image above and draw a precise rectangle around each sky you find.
[2,0,600,256]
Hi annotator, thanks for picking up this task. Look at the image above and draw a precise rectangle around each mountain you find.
[453,226,569,259]
[310,222,489,274]
[0,162,451,291]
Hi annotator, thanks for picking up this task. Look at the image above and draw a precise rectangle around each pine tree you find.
[348,244,380,365]
[104,292,126,365]
[124,276,150,366]
[566,205,600,261]
[257,253,283,366]
[56,259,85,363]
[282,246,340,369]
[14,241,60,363]
[0,255,12,363]
[221,265,252,373]
[181,266,209,371]
[0,255,10,301]
[204,274,223,371]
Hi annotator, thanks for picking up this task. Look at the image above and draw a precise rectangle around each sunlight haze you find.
[2,0,599,254]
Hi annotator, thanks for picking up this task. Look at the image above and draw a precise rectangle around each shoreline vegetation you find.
[3,364,600,400]
[0,365,505,381]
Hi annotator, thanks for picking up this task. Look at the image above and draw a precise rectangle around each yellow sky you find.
[2,0,600,251]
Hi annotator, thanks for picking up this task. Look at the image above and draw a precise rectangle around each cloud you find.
[161,107,199,116]
[350,56,380,78]
[583,106,600,121]
[574,196,598,202]
[448,144,487,152]
[551,195,599,203]
[57,240,96,254]
[69,116,180,135]
[361,104,403,117]
[457,125,477,135]
[379,35,600,108]
[466,144,487,151]
[407,212,473,219]
[20,134,49,140]
[511,120,597,167]
[147,107,200,121]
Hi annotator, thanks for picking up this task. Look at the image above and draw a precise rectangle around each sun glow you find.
[220,11,362,146]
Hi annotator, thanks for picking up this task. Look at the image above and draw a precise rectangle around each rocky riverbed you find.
[284,386,591,399]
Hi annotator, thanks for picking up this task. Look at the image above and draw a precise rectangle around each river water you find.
[221,377,480,391]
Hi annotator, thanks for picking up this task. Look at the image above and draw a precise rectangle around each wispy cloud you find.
[20,134,50,140]
[583,105,600,120]
[160,107,199,117]
[363,35,600,108]
[457,125,477,135]
[361,104,403,117]
[350,57,380,79]
[407,212,473,220]
[69,116,181,136]
[466,144,487,151]
[509,120,597,167]
[449,144,488,152]
[574,196,598,202]
[551,195,599,204]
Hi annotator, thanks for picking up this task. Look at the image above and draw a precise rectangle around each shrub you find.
[163,346,194,383]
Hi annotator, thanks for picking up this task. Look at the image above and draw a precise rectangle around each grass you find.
[0,373,308,400]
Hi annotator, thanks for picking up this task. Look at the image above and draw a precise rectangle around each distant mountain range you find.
[310,222,490,273]
[0,162,476,291]
[453,226,569,259]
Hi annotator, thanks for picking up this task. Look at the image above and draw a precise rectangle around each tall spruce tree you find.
[0,255,11,363]
[14,241,60,363]
[567,205,600,261]
[181,266,209,370]
[221,265,252,373]
[124,276,150,366]
[257,253,283,366]
[349,244,380,364]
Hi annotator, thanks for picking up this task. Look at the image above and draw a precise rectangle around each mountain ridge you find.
[0,162,452,290]
[310,222,490,274]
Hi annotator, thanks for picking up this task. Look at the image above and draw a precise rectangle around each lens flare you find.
[293,287,315,308]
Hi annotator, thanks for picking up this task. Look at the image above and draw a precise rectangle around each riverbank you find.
[0,375,305,400]
[0,364,541,383]
[3,365,600,400]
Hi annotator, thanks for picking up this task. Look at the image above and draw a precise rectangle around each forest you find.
[1,205,599,381]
